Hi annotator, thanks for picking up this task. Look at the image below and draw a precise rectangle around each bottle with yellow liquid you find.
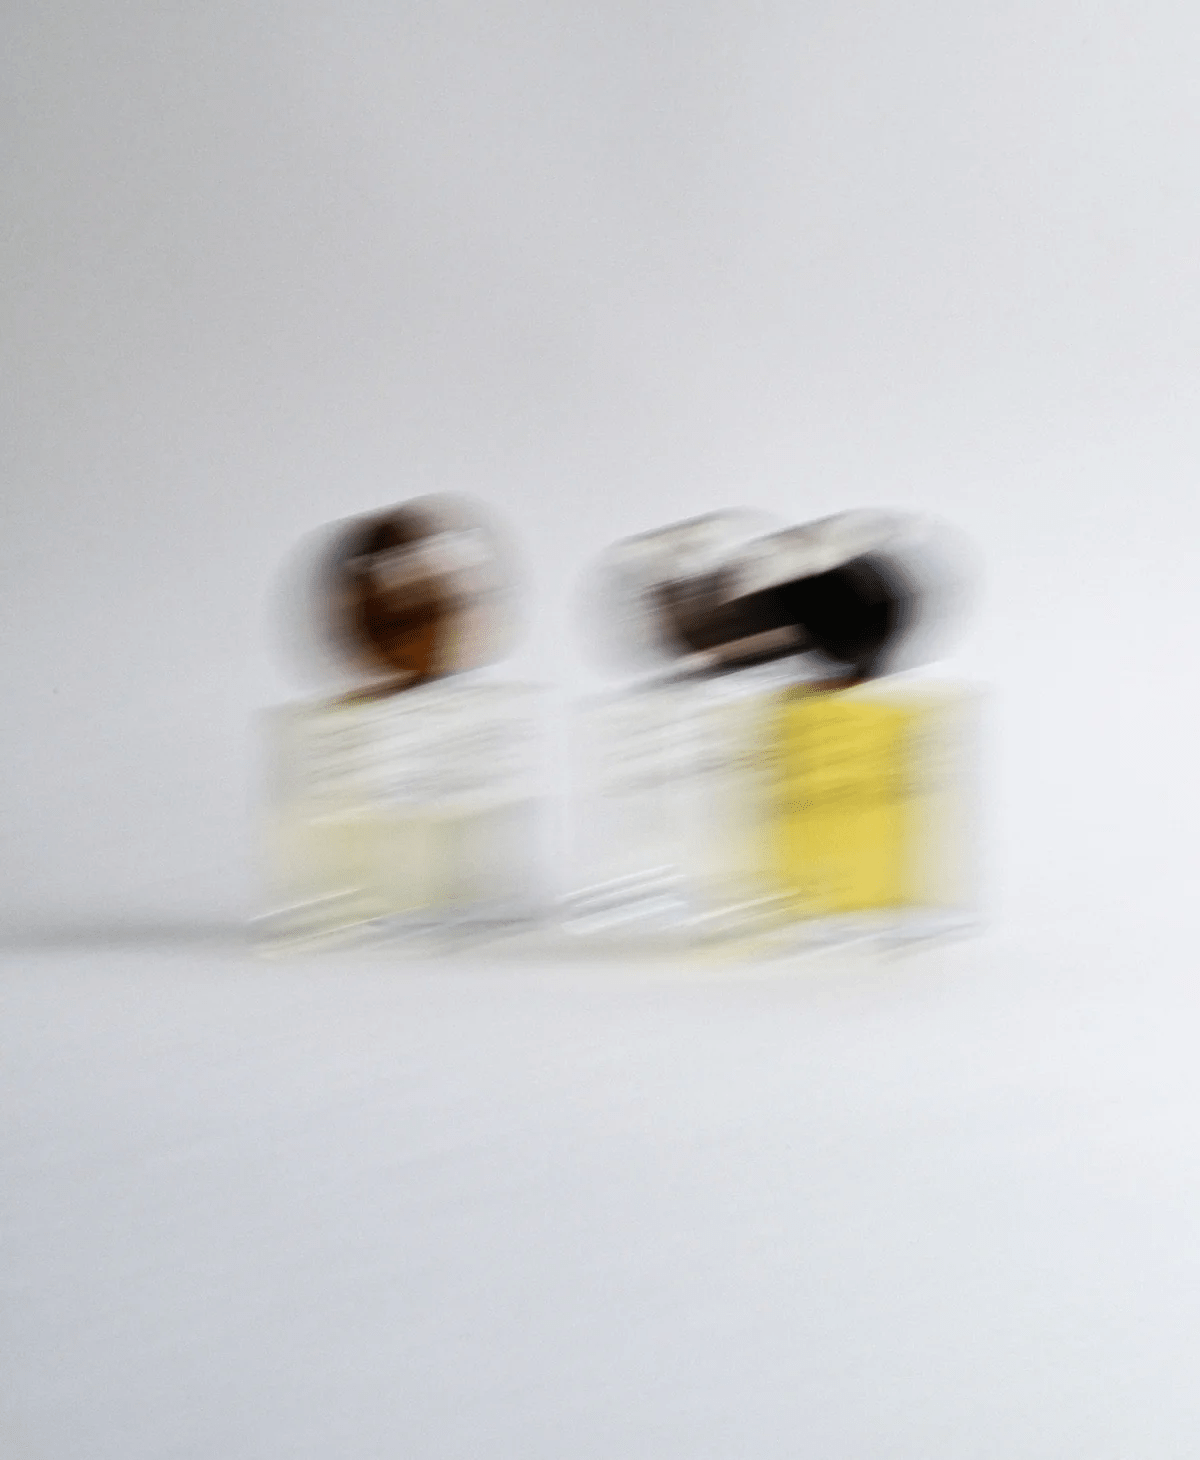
[723,509,979,949]
[260,495,545,950]
[762,672,978,947]
[562,509,977,953]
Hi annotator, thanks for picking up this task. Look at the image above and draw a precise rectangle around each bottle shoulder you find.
[266,674,546,721]
[817,667,980,706]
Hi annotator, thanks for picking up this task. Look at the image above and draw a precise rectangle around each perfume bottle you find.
[562,509,812,945]
[260,495,544,948]
[727,511,980,948]
[561,509,978,951]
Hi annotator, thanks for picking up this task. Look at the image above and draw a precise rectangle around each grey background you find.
[5,0,1197,937]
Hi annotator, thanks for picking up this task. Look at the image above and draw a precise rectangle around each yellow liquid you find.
[766,685,972,918]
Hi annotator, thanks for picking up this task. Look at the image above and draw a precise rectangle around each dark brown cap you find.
[579,509,783,673]
[312,495,519,688]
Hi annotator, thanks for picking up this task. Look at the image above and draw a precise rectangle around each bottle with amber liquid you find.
[260,496,544,948]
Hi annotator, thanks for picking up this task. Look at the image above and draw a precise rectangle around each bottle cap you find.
[582,508,969,680]
[278,495,520,691]
[580,509,782,673]
[722,510,970,678]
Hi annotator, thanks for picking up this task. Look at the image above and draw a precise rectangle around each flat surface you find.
[5,1,1200,1451]
[4,926,1199,1459]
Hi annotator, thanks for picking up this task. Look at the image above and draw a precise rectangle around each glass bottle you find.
[259,495,545,950]
[560,509,978,953]
[561,509,807,947]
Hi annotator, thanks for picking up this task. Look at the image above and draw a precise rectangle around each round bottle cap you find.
[278,495,520,691]
[579,509,783,673]
[328,495,519,684]
[721,510,971,678]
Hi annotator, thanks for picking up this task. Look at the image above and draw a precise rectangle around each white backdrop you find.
[7,6,1200,1458]
[5,0,1200,936]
